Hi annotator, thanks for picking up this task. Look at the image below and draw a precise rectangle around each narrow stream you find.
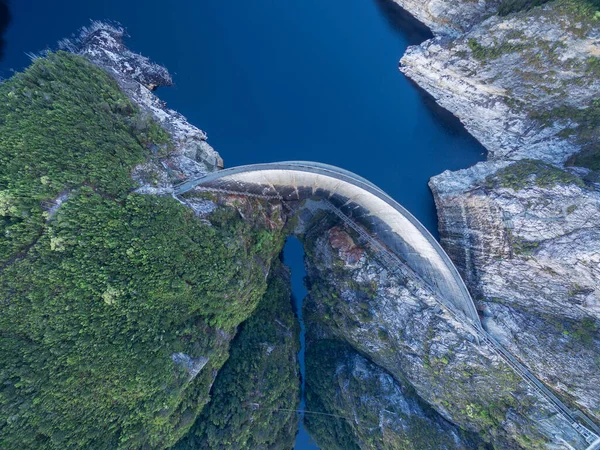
[283,236,319,449]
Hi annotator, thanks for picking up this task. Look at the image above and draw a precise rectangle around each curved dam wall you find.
[175,161,481,328]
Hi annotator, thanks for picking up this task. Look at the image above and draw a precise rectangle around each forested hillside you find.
[173,260,300,450]
[0,52,286,449]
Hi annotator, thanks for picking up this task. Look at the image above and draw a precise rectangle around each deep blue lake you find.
[2,1,485,448]
[1,0,485,233]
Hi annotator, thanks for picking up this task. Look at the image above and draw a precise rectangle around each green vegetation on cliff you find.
[173,260,300,450]
[485,159,585,191]
[305,340,486,450]
[467,39,526,61]
[559,99,600,172]
[0,52,285,449]
[301,214,550,449]
[498,0,599,16]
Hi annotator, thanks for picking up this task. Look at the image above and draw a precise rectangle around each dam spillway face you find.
[175,161,481,328]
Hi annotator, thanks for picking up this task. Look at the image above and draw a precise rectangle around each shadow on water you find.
[0,0,10,61]
[374,0,485,149]
[409,76,488,150]
[373,0,433,45]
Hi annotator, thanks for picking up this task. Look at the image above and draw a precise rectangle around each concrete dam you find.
[174,161,480,328]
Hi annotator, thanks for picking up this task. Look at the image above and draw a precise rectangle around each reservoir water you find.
[2,1,486,448]
[1,0,485,233]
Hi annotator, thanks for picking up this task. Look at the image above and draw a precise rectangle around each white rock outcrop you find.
[390,0,502,35]
[401,1,600,163]
[60,22,223,194]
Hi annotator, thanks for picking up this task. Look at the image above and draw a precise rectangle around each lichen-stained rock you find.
[58,21,173,90]
[300,211,589,449]
[305,339,487,450]
[328,227,365,265]
[430,159,600,422]
[483,304,600,420]
[400,0,600,164]
[60,21,223,193]
[397,0,600,430]
[389,0,502,36]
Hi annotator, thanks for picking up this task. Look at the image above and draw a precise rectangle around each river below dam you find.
[2,0,486,448]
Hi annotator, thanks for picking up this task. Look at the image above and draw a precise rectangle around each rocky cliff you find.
[398,0,600,435]
[390,0,501,36]
[305,340,486,450]
[429,158,600,424]
[298,207,589,449]
[401,0,600,163]
[59,22,223,194]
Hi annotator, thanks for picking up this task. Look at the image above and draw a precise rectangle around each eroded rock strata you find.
[399,0,600,434]
[390,0,502,36]
[401,0,600,164]
[429,160,600,424]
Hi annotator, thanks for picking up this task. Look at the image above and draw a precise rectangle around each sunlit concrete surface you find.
[175,161,480,328]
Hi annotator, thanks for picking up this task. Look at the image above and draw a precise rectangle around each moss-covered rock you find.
[305,340,487,450]
[300,211,587,449]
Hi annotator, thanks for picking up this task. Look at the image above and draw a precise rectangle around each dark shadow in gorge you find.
[375,0,486,155]
[0,0,10,61]
[373,0,433,45]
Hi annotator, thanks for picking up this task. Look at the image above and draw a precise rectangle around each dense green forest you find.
[0,51,170,266]
[173,260,300,450]
[0,52,286,449]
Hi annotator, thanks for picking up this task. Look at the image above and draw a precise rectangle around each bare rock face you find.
[390,0,502,36]
[430,160,600,422]
[483,304,600,419]
[171,352,210,381]
[301,210,588,449]
[60,22,223,194]
[400,0,600,164]
[58,21,172,90]
[328,226,365,265]
[431,161,600,318]
[396,0,600,428]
